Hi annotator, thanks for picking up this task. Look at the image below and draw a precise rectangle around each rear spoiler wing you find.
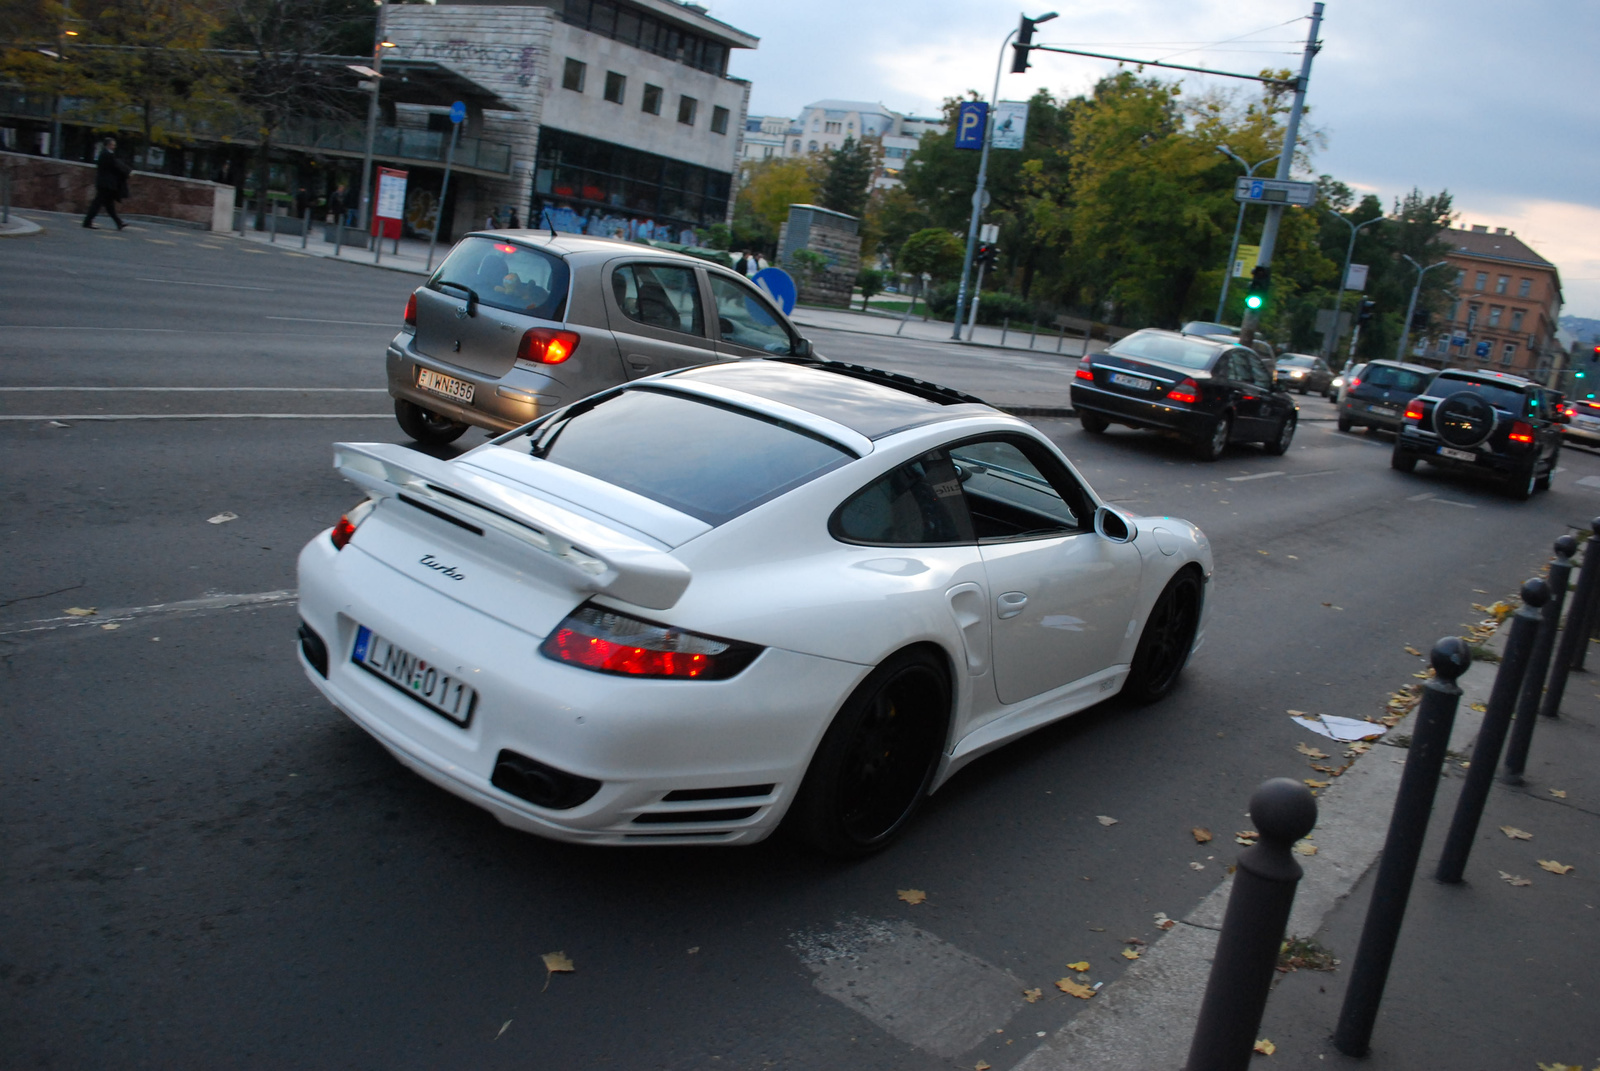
[332,442,691,610]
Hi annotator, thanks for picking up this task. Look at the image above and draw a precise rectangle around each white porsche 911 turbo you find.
[296,358,1212,855]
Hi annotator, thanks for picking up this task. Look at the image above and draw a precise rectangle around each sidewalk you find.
[789,303,1106,359]
[225,217,439,276]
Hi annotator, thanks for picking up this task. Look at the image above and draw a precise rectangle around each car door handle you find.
[626,355,653,370]
[997,591,1028,619]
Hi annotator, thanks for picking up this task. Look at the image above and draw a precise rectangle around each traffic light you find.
[1244,265,1270,311]
[1357,299,1376,326]
[975,243,999,266]
[1410,307,1430,331]
[1011,11,1058,73]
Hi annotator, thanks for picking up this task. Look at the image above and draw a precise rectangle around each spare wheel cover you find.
[1433,390,1497,448]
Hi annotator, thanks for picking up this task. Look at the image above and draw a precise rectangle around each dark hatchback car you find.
[1392,368,1563,500]
[1338,360,1435,434]
[1275,353,1334,395]
[1072,328,1298,461]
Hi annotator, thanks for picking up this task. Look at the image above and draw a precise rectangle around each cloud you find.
[1450,198,1600,318]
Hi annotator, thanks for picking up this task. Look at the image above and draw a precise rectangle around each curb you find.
[0,216,43,237]
[790,314,1091,360]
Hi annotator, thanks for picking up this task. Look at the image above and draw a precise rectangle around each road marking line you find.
[265,315,396,326]
[1287,469,1339,479]
[1,589,297,637]
[136,277,273,290]
[1,413,391,421]
[1432,498,1477,509]
[0,386,387,393]
[1224,471,1284,482]
[1575,475,1600,490]
[792,918,1023,1058]
[1407,491,1436,501]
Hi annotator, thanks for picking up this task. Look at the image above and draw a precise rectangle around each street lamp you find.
[1214,145,1278,322]
[950,11,1056,339]
[1397,254,1451,362]
[355,0,391,233]
[1323,208,1384,362]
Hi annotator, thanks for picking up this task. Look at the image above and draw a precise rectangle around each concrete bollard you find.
[1544,518,1600,713]
[1504,536,1575,780]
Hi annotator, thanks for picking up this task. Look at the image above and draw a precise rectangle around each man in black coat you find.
[82,137,131,230]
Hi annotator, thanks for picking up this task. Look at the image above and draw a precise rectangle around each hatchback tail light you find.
[1348,376,1361,390]
[1074,365,1094,381]
[330,497,376,550]
[1509,420,1535,444]
[1404,398,1425,423]
[1166,377,1201,405]
[540,604,761,680]
[403,292,417,327]
[517,327,580,365]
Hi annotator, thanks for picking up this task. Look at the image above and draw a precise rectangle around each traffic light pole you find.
[1215,149,1279,323]
[1237,2,1323,349]
[950,30,1017,341]
[1323,211,1384,363]
[1397,256,1451,361]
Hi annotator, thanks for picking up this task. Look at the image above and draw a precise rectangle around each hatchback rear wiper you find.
[436,281,479,317]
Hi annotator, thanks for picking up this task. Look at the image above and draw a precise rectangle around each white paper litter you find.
[1291,713,1387,742]
[207,511,238,525]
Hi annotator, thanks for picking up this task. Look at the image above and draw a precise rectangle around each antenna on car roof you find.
[546,210,557,241]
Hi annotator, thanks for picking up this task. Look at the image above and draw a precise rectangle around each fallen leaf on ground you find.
[1473,588,1488,594]
[897,888,927,905]
[1500,826,1533,840]
[1535,1062,1583,1070]
[1190,861,1205,870]
[1192,826,1213,843]
[1064,961,1090,974]
[1295,743,1328,759]
[1303,778,1331,789]
[1538,860,1574,875]
[1550,789,1567,798]
[1287,709,1307,717]
[206,511,238,524]
[1123,937,1146,946]
[1287,555,1298,560]
[1253,1038,1276,1056]
[1121,948,1140,960]
[1022,987,1042,1003]
[64,607,97,617]
[1294,841,1319,856]
[1154,912,1176,930]
[1469,701,1488,712]
[1404,645,1422,656]
[1096,815,1118,826]
[541,951,574,991]
[975,1062,992,1070]
[1236,830,1259,845]
[687,947,699,954]
[1499,871,1532,887]
[494,1020,512,1040]
[1055,978,1095,999]
[100,622,119,630]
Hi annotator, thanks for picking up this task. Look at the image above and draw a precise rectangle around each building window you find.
[824,121,842,134]
[762,146,773,158]
[1495,274,1509,294]
[531,126,733,234]
[711,105,729,135]
[1474,271,1487,290]
[677,95,697,126]
[1450,299,1461,321]
[1488,306,1503,327]
[1467,304,1479,329]
[1454,269,1466,286]
[808,140,818,152]
[1435,336,1449,356]
[1501,343,1516,366]
[1511,309,1525,332]
[563,58,586,92]
[641,84,662,115]
[604,71,625,104]
[1518,277,1532,297]
[792,139,800,152]
[559,0,729,76]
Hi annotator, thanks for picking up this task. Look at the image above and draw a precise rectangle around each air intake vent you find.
[297,620,329,678]
[661,784,774,802]
[632,807,759,825]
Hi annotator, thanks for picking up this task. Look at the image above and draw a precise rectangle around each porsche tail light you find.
[330,497,376,550]
[403,292,417,327]
[517,327,580,365]
[1166,377,1201,405]
[1509,420,1535,444]
[1404,398,1425,422]
[540,604,761,680]
[1075,365,1095,381]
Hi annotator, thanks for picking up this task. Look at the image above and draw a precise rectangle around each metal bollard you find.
[1000,317,1009,347]
[1029,318,1038,349]
[1504,536,1576,780]
[1056,324,1065,353]
[1183,778,1317,1071]
[301,207,310,250]
[334,219,343,256]
[1562,518,1600,674]
[269,205,278,242]
[374,223,383,265]
[1541,521,1600,715]
[1436,579,1548,884]
[1333,638,1471,1057]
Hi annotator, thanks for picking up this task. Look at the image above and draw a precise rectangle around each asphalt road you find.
[3,216,1596,1069]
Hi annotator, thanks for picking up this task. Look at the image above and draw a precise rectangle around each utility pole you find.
[1397,255,1451,361]
[356,0,391,233]
[1214,147,1278,322]
[1323,210,1384,362]
[1237,2,1324,348]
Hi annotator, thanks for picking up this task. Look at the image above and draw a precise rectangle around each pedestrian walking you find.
[81,136,131,230]
[507,207,521,229]
[485,209,499,230]
[735,249,752,276]
[328,183,349,225]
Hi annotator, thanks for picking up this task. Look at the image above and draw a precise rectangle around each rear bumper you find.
[1396,426,1532,480]
[1563,423,1600,447]
[1341,398,1405,431]
[385,331,563,433]
[1070,383,1212,438]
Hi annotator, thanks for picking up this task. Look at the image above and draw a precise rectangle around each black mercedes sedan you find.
[1071,329,1298,461]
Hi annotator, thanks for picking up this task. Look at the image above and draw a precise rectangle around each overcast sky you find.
[712,0,1600,320]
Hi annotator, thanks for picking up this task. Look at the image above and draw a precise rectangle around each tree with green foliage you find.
[856,267,885,310]
[899,228,964,282]
[733,155,820,254]
[817,135,877,220]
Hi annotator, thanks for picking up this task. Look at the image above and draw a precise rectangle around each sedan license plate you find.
[352,625,477,725]
[1437,446,1476,462]
[1368,404,1398,415]
[418,368,475,403]
[1109,372,1154,391]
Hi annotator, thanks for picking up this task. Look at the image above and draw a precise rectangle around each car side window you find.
[1247,354,1275,389]
[611,264,706,336]
[831,450,973,546]
[707,273,795,354]
[1223,351,1253,384]
[948,438,1086,542]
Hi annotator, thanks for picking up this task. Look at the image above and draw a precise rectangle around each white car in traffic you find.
[296,359,1213,854]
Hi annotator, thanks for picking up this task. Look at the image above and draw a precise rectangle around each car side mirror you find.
[793,337,814,358]
[1095,506,1136,544]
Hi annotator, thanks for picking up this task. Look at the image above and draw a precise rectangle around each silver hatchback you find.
[387,233,812,443]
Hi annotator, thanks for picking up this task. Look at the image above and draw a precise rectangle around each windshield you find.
[430,237,570,320]
[1107,332,1219,370]
[1362,365,1432,393]
[1433,376,1532,415]
[518,388,850,525]
[1277,356,1314,368]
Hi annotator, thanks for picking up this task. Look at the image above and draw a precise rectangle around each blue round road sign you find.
[449,100,466,124]
[751,267,797,315]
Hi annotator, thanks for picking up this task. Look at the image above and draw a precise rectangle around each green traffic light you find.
[1245,294,1263,310]
[1577,371,1587,378]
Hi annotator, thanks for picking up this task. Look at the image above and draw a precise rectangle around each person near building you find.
[328,183,349,226]
[81,136,131,230]
[753,251,770,273]
[507,207,521,229]
[734,250,752,276]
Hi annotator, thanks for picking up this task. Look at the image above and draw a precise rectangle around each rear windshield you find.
[1362,365,1432,393]
[1107,332,1218,370]
[430,237,569,320]
[1433,376,1530,414]
[1277,356,1315,368]
[518,388,851,525]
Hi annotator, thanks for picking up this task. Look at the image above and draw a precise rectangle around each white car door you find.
[949,437,1142,706]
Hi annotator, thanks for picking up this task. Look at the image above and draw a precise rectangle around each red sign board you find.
[372,166,408,239]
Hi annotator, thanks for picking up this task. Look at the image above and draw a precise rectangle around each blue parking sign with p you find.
[955,102,988,150]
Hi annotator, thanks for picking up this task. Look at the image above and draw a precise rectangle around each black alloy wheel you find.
[1080,411,1110,434]
[395,398,470,445]
[1391,447,1418,473]
[1264,413,1296,456]
[1337,413,1354,432]
[1195,414,1230,462]
[791,649,950,857]
[1123,570,1203,704]
[1508,465,1538,502]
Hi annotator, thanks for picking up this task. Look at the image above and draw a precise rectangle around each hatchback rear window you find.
[1433,376,1530,414]
[519,388,850,525]
[1108,333,1218,370]
[1278,356,1314,368]
[430,237,569,320]
[1361,365,1431,393]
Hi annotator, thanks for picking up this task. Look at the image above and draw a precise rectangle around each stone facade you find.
[0,150,233,229]
[779,204,861,309]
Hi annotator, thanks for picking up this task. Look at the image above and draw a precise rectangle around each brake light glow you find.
[517,327,580,365]
[329,498,376,550]
[1348,377,1361,390]
[1404,398,1424,422]
[1509,420,1534,444]
[540,604,761,680]
[494,243,518,254]
[1166,377,1200,405]
[1075,365,1094,381]
[403,292,416,327]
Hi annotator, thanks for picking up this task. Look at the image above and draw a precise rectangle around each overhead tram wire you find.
[1151,15,1309,65]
